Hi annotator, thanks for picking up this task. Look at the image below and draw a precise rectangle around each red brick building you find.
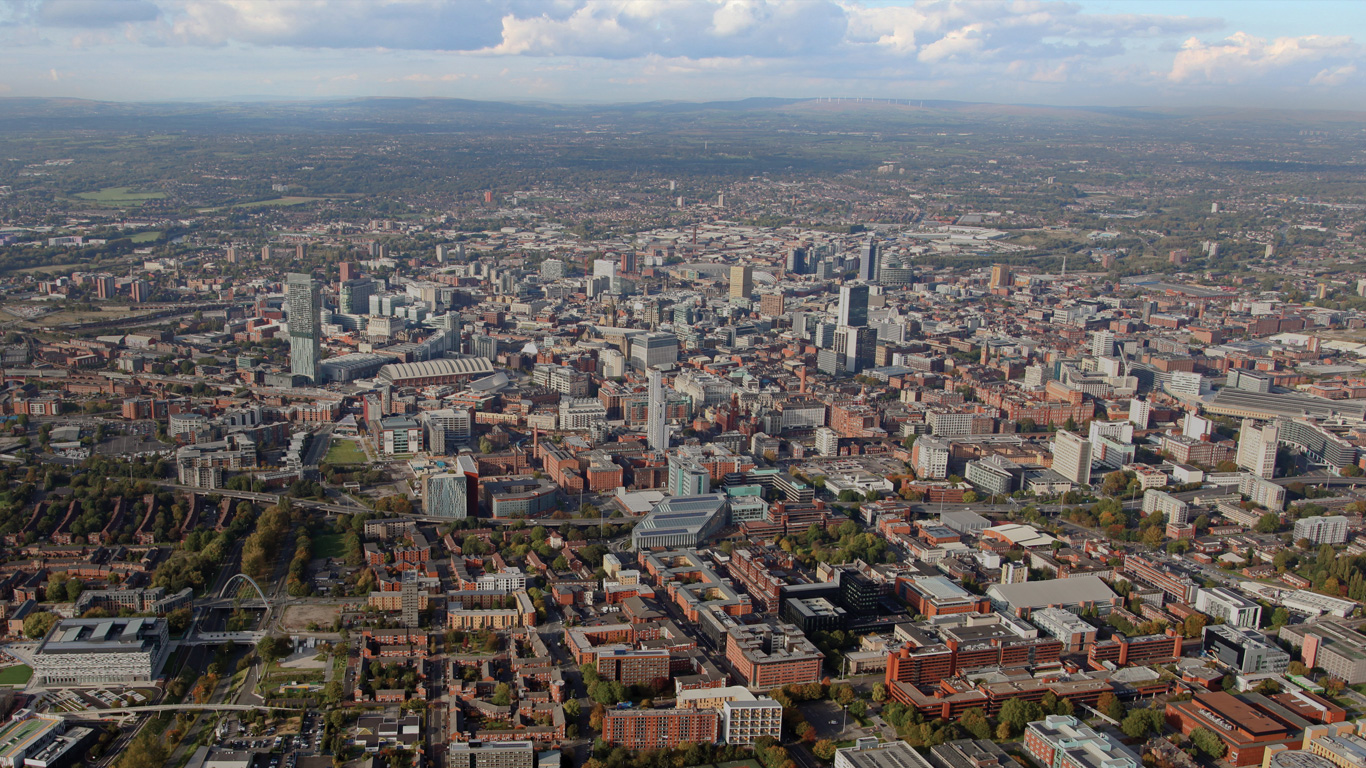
[600,708,719,750]
[1165,692,1308,766]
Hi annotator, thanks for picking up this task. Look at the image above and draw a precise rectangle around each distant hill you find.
[0,95,1361,133]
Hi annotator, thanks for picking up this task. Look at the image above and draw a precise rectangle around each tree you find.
[1255,513,1280,533]
[1184,613,1208,639]
[114,729,169,768]
[995,722,1013,740]
[1121,709,1162,739]
[65,579,83,603]
[552,555,569,571]
[813,741,837,761]
[1270,607,1291,628]
[564,699,581,720]
[998,698,1043,733]
[1189,727,1227,759]
[871,683,887,702]
[491,683,512,706]
[958,708,992,740]
[24,611,57,639]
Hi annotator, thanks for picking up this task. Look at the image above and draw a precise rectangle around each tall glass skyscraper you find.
[286,272,321,383]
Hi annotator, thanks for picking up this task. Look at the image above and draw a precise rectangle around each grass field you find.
[73,186,166,206]
[0,665,33,685]
[130,231,162,243]
[313,532,346,560]
[197,196,321,213]
[324,438,366,464]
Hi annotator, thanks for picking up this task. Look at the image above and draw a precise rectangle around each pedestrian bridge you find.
[63,703,287,718]
[181,631,267,646]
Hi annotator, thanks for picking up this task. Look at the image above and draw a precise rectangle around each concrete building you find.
[835,741,933,768]
[1280,621,1366,683]
[1143,489,1190,526]
[1023,716,1139,768]
[729,265,753,301]
[630,332,680,370]
[1295,516,1349,546]
[1237,419,1279,479]
[647,367,668,452]
[1203,625,1290,675]
[32,618,170,686]
[721,696,783,746]
[1052,430,1093,486]
[1195,587,1263,628]
[1031,606,1097,652]
[448,741,535,768]
[838,284,869,328]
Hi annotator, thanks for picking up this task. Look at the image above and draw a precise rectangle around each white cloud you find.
[1169,31,1359,84]
[1311,63,1357,87]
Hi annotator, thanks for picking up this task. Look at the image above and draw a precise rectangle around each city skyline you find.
[0,0,1361,109]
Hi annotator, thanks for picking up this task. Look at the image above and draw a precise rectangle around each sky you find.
[0,0,1362,109]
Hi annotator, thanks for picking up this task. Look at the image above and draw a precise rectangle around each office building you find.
[630,332,679,370]
[32,618,170,686]
[423,472,469,519]
[1295,516,1349,545]
[858,238,881,283]
[1281,621,1366,684]
[421,408,472,454]
[1195,587,1263,628]
[965,455,1022,497]
[1030,607,1097,652]
[786,247,807,275]
[286,272,322,383]
[838,284,870,328]
[647,367,669,452]
[1023,716,1140,768]
[1203,625,1290,675]
[1091,330,1115,358]
[0,714,91,768]
[989,264,1013,290]
[1052,430,1093,486]
[1237,419,1279,478]
[782,597,847,635]
[835,741,933,768]
[339,277,376,315]
[729,265,753,301]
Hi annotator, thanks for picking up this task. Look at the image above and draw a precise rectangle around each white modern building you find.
[1294,515,1349,545]
[1052,430,1093,486]
[1142,489,1189,526]
[33,618,170,686]
[1236,419,1278,478]
[1194,587,1262,628]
